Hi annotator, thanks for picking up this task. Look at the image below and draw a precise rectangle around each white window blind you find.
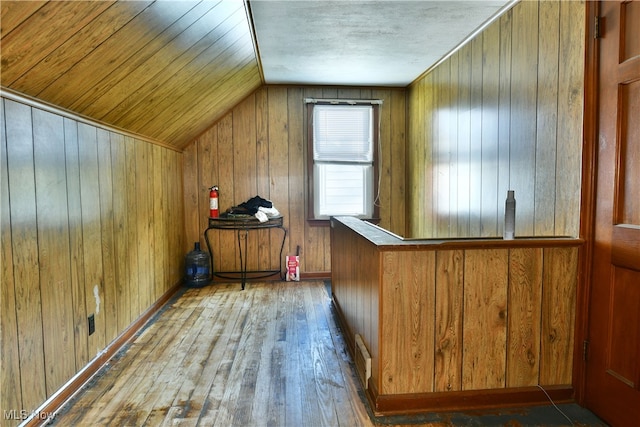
[312,104,374,219]
[313,105,373,162]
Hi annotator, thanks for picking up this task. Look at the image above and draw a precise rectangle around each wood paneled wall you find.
[378,246,578,394]
[407,0,585,239]
[331,217,580,413]
[183,85,406,275]
[1,95,184,422]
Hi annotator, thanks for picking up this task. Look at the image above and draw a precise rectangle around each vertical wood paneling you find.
[1,98,23,422]
[366,245,378,389]
[434,250,464,392]
[169,151,184,285]
[429,66,440,235]
[381,251,435,394]
[110,132,130,332]
[469,36,483,236]
[420,74,435,235]
[145,141,156,305]
[135,140,151,311]
[174,153,185,282]
[330,220,380,393]
[448,53,460,236]
[1,95,184,418]
[304,86,329,273]
[507,248,543,387]
[497,11,513,239]
[97,128,118,343]
[63,117,90,369]
[509,0,539,237]
[152,144,164,300]
[124,136,140,320]
[255,89,271,270]
[462,249,508,390]
[233,94,259,270]
[456,47,471,237]
[407,0,584,239]
[407,84,419,234]
[423,74,434,236]
[5,99,47,411]
[217,114,237,271]
[435,62,450,236]
[183,140,199,263]
[540,247,577,384]
[196,128,215,264]
[331,219,580,406]
[555,0,585,236]
[267,87,291,266]
[184,86,406,275]
[33,108,75,395]
[481,23,500,237]
[534,0,560,236]
[78,122,107,355]
[388,89,407,234]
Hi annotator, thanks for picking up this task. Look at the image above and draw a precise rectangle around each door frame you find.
[574,0,599,406]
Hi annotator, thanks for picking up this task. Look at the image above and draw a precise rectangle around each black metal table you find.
[203,215,287,290]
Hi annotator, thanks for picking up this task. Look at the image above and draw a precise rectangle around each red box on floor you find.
[286,255,299,281]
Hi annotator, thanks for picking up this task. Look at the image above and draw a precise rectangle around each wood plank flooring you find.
[52,281,375,427]
[51,280,604,427]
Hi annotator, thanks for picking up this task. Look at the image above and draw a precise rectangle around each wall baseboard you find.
[369,385,575,417]
[301,271,331,280]
[22,282,185,427]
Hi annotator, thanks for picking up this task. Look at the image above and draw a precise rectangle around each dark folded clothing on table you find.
[225,195,273,216]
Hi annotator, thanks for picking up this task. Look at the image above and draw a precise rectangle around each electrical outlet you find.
[88,314,95,336]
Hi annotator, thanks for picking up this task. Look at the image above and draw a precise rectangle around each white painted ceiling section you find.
[249,0,515,87]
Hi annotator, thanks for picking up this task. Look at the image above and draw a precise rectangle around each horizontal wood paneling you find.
[0,95,184,424]
[330,218,581,413]
[407,0,585,239]
[0,0,261,149]
[183,85,406,276]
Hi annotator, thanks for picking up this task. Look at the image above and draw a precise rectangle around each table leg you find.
[278,226,287,280]
[204,227,214,277]
[237,229,249,290]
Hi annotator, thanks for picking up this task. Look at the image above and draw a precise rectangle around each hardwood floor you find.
[51,280,605,427]
[52,281,375,426]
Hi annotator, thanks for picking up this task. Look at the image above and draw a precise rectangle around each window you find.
[306,100,380,223]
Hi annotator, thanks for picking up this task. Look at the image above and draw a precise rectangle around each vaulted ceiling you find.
[1,0,512,150]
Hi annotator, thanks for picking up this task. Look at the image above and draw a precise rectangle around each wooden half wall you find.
[407,0,585,239]
[183,86,406,276]
[1,93,184,424]
[331,216,582,415]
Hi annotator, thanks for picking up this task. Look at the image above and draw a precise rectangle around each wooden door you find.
[585,1,640,426]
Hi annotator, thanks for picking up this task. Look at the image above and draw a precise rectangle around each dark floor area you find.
[369,403,607,426]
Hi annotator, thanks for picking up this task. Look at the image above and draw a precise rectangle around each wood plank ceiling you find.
[1,0,262,149]
[1,1,512,151]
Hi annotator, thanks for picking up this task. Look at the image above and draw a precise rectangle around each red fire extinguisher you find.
[209,186,219,218]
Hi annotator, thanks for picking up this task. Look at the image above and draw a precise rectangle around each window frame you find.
[306,99,381,226]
